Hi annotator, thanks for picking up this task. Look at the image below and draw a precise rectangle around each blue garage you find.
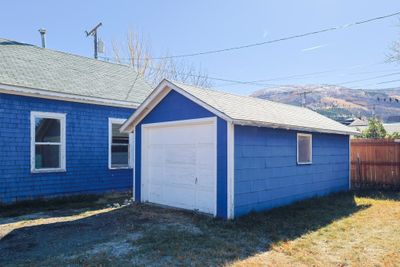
[121,79,358,219]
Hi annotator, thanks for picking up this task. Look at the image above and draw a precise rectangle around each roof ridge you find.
[0,36,136,70]
[172,80,311,112]
[0,37,154,105]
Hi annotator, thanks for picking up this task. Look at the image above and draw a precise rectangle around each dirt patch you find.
[85,233,142,257]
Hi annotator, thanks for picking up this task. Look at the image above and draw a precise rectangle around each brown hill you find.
[251,85,400,122]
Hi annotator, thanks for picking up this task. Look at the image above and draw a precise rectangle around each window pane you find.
[112,123,129,144]
[35,118,60,142]
[298,136,311,163]
[35,145,60,169]
[111,144,129,167]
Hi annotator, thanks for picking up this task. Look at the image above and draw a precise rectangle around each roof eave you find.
[120,79,233,133]
[0,82,139,109]
[232,119,360,136]
[120,79,172,133]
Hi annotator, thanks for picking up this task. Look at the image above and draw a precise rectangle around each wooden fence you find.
[351,139,400,189]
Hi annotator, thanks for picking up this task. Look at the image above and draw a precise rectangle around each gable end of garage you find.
[132,89,233,219]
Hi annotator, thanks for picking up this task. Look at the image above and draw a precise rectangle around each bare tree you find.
[111,31,212,87]
[388,42,400,62]
[387,21,400,63]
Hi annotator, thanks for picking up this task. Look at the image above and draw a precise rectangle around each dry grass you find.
[321,97,368,110]
[1,191,399,266]
[232,191,400,267]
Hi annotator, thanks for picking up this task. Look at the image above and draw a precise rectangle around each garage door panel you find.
[163,186,196,210]
[150,127,203,145]
[197,168,215,186]
[148,184,163,202]
[196,189,215,213]
[148,166,164,181]
[165,144,196,165]
[196,127,214,143]
[196,144,215,165]
[147,145,164,164]
[143,119,216,215]
[164,166,196,185]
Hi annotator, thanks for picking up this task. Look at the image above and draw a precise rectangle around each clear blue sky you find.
[2,0,400,94]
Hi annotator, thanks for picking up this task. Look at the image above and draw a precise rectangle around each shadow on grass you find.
[353,189,400,201]
[0,191,375,266]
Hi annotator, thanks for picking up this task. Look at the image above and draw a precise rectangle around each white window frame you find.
[297,133,312,165]
[108,118,133,170]
[30,111,66,173]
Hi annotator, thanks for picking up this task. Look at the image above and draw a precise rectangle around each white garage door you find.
[141,118,216,215]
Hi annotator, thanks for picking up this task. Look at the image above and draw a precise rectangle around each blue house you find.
[0,38,153,204]
[120,79,358,219]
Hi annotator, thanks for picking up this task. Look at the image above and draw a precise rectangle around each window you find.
[31,112,66,172]
[297,133,312,164]
[109,118,132,169]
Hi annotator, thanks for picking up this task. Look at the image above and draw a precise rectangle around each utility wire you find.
[106,11,400,60]
[377,79,400,85]
[104,56,400,89]
[142,65,278,86]
[104,55,395,88]
[99,11,400,90]
[215,62,388,87]
[123,61,400,89]
[338,71,400,85]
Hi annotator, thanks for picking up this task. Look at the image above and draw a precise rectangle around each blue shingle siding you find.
[234,125,349,217]
[0,93,134,204]
[134,90,228,218]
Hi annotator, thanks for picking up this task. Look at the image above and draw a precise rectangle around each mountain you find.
[251,85,400,123]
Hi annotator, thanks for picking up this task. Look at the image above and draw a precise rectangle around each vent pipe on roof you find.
[38,28,47,48]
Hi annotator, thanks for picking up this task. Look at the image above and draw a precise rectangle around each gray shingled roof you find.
[121,79,359,135]
[0,38,153,106]
[171,81,358,135]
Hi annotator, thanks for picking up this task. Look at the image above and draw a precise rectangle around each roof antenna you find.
[38,28,47,48]
[85,22,102,59]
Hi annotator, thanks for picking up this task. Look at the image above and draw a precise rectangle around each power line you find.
[97,11,400,89]
[338,71,400,85]
[100,11,400,61]
[106,55,389,87]
[143,65,277,86]
[348,76,400,88]
[148,11,400,59]
[103,55,400,89]
[377,79,400,85]
[100,56,282,86]
[215,62,388,87]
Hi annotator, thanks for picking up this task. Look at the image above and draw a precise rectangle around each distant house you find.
[348,119,400,135]
[121,80,358,219]
[0,38,152,204]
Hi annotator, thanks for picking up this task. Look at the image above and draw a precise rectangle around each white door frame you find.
[141,117,218,216]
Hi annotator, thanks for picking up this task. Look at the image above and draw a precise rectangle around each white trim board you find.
[120,79,232,133]
[227,122,235,219]
[348,136,351,190]
[132,125,137,201]
[297,133,313,165]
[0,83,139,109]
[30,111,66,173]
[108,118,133,170]
[140,117,217,129]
